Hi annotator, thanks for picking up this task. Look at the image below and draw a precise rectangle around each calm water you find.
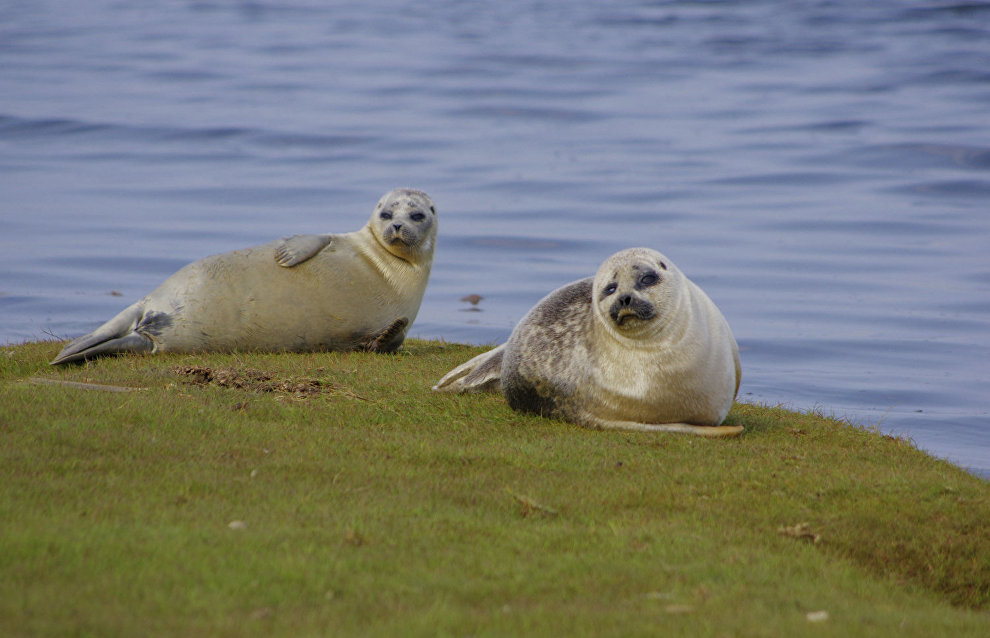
[1,1,988,476]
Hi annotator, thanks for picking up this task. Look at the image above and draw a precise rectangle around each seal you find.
[51,188,437,365]
[433,247,742,437]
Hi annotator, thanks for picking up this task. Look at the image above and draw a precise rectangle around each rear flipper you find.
[50,303,155,365]
[580,415,743,438]
[432,345,505,394]
[359,317,409,353]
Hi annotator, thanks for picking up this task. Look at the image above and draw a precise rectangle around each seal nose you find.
[618,294,633,307]
[392,222,403,231]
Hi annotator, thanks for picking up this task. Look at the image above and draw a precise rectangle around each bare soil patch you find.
[172,365,329,398]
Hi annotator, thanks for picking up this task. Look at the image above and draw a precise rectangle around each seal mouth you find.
[383,226,412,247]
[610,297,655,327]
[614,308,639,325]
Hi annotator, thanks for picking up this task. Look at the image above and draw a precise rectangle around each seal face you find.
[51,188,437,365]
[371,189,437,263]
[434,247,743,437]
[601,261,662,327]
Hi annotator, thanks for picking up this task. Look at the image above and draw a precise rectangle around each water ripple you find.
[0,113,375,150]
[0,115,113,137]
[827,143,990,171]
[898,179,990,199]
[705,172,857,187]
[448,105,603,122]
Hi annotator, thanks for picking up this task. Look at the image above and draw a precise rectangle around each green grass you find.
[1,339,988,637]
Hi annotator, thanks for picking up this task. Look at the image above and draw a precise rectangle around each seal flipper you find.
[432,345,505,394]
[275,234,333,268]
[49,303,155,365]
[359,317,409,353]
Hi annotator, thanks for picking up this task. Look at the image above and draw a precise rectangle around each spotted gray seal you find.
[433,247,742,437]
[51,188,437,365]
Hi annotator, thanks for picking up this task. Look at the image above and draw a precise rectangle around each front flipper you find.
[580,415,743,438]
[359,317,409,353]
[275,234,333,268]
[432,345,505,394]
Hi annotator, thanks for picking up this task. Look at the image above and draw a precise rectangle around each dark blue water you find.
[2,1,988,476]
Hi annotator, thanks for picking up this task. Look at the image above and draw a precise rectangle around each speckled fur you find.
[502,279,594,418]
[435,247,742,435]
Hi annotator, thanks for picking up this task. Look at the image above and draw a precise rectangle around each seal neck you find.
[355,226,432,290]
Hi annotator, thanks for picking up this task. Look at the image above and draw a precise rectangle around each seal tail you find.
[432,345,504,393]
[50,303,155,365]
[584,417,744,438]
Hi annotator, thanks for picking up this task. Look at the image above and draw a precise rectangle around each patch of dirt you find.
[172,365,331,398]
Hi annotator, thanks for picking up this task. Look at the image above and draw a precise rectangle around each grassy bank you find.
[1,339,988,636]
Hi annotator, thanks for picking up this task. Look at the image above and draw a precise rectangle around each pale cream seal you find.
[51,188,437,364]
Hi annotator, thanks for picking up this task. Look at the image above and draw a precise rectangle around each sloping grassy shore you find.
[1,339,988,637]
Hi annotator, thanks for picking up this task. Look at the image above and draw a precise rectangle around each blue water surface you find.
[1,0,988,475]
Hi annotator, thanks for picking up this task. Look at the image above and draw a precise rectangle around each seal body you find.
[52,188,437,364]
[434,247,742,437]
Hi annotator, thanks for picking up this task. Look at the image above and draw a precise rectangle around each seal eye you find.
[380,211,393,220]
[602,283,618,297]
[640,273,658,287]
[410,212,426,222]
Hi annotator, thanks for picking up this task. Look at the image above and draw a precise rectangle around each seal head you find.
[371,189,437,263]
[593,247,675,342]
